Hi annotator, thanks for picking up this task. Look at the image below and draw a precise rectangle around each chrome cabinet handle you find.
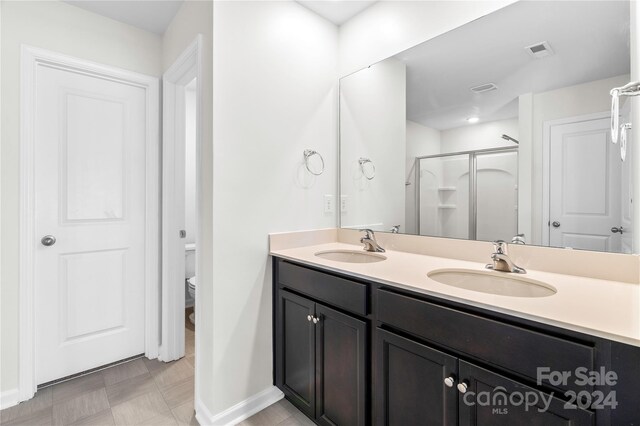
[457,381,469,394]
[312,316,320,324]
[307,315,313,322]
[444,376,456,388]
[611,226,624,234]
[41,235,56,246]
[552,221,561,228]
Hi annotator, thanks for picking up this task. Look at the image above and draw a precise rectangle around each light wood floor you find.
[1,321,310,426]
[237,399,312,426]
[0,327,196,425]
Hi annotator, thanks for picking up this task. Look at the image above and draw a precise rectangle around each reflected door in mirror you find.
[549,116,626,252]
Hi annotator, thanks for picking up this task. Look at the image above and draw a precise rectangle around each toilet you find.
[185,243,196,325]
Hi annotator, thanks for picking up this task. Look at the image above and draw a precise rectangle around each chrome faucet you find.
[486,241,526,274]
[360,229,385,253]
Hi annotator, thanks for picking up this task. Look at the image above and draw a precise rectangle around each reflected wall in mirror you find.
[339,0,636,253]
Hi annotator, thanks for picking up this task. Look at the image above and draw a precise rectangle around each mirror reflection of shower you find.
[417,147,518,242]
[501,134,519,144]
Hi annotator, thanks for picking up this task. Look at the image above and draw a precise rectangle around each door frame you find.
[160,35,203,361]
[541,111,610,246]
[19,45,160,401]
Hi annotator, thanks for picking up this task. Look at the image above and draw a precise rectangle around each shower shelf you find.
[438,187,456,191]
[438,204,457,209]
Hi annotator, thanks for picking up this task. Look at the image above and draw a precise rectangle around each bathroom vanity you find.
[271,240,640,426]
[281,2,640,423]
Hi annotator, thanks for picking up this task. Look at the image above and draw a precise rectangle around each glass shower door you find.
[418,154,470,239]
[475,150,518,242]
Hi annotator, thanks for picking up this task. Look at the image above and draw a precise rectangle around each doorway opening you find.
[161,36,203,363]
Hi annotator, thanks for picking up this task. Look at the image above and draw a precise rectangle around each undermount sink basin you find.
[427,268,556,298]
[314,250,387,263]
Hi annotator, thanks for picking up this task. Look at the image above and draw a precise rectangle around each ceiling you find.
[297,1,377,26]
[399,1,630,130]
[64,1,183,35]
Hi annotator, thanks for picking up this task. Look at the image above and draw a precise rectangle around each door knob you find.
[444,376,456,388]
[611,226,624,234]
[307,315,313,322]
[457,381,469,394]
[552,221,561,228]
[41,235,56,246]
[312,316,321,324]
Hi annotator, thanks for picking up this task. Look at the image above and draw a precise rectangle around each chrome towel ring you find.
[359,157,375,180]
[303,149,324,176]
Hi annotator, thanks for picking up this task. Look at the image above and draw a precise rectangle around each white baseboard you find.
[195,386,284,426]
[1,389,20,410]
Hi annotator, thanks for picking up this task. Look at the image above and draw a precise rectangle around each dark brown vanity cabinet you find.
[457,361,593,426]
[375,329,458,425]
[273,258,640,426]
[276,288,368,426]
[375,329,592,426]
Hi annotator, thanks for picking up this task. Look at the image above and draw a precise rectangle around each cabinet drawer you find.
[278,261,368,316]
[377,289,595,393]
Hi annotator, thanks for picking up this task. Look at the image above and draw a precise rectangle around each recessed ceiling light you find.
[470,83,497,93]
[467,117,479,123]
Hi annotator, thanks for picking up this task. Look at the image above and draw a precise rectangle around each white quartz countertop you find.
[270,242,640,347]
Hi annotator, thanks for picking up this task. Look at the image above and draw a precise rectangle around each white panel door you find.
[35,65,147,384]
[549,117,621,252]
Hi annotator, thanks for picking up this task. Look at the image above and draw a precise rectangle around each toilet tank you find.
[185,243,196,278]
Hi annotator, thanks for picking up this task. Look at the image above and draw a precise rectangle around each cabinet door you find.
[375,329,458,426]
[458,361,594,426]
[315,304,367,426]
[278,290,316,418]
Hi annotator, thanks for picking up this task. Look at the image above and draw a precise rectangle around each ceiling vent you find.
[525,41,554,59]
[470,83,498,94]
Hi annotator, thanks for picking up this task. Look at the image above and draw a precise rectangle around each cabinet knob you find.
[457,381,469,394]
[307,315,313,322]
[312,316,320,324]
[444,376,455,388]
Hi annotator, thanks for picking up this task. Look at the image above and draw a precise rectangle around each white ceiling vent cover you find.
[470,83,498,93]
[525,41,554,59]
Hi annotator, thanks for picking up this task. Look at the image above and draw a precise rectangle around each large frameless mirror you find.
[339,0,636,253]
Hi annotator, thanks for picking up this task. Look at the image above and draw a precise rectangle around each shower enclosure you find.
[417,147,518,242]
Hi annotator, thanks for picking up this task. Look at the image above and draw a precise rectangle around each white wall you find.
[440,118,519,153]
[405,120,441,233]
[160,0,213,415]
[338,0,516,77]
[340,57,406,232]
[210,1,338,416]
[0,0,163,397]
[519,74,630,245]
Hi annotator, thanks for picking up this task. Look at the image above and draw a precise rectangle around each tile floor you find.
[0,327,196,426]
[237,399,313,426]
[0,318,309,426]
